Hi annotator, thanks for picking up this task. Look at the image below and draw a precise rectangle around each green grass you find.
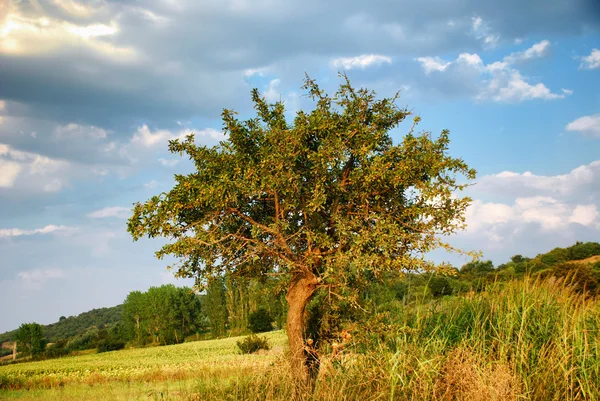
[0,330,287,398]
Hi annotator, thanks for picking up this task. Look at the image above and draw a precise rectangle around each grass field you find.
[0,331,288,400]
[2,278,600,401]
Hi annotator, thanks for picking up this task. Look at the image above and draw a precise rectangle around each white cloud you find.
[43,178,65,192]
[53,123,108,140]
[263,78,282,102]
[0,10,137,61]
[144,179,158,189]
[503,40,550,64]
[129,125,223,149]
[466,197,599,235]
[471,16,499,49]
[472,16,483,32]
[87,206,131,219]
[415,56,451,74]
[464,200,514,232]
[0,225,77,238]
[517,196,570,230]
[52,0,99,17]
[476,160,600,198]
[130,125,187,148]
[455,160,600,256]
[580,48,600,70]
[416,41,568,102]
[19,267,65,281]
[18,267,66,290]
[331,54,392,70]
[195,128,226,141]
[244,67,268,77]
[0,143,73,192]
[92,167,109,176]
[570,204,600,226]
[481,69,565,102]
[260,79,300,111]
[158,158,180,167]
[117,125,225,168]
[566,114,600,138]
[0,159,22,188]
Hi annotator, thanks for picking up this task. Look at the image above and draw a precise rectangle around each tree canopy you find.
[128,75,475,383]
[15,323,46,357]
[122,284,202,345]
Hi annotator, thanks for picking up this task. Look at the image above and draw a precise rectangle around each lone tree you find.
[128,75,475,383]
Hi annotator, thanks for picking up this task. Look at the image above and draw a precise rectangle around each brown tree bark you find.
[286,273,319,386]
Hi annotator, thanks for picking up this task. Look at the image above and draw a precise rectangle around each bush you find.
[0,348,12,358]
[236,334,270,354]
[541,247,570,266]
[248,308,273,333]
[97,338,126,353]
[66,327,99,351]
[428,276,453,297]
[44,341,70,359]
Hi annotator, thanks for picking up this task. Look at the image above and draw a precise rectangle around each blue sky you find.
[0,0,599,332]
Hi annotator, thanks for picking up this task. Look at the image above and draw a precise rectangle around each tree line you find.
[2,276,286,361]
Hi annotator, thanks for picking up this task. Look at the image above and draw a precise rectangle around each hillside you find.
[0,305,122,345]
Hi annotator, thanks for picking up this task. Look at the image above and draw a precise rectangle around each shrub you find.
[66,328,99,351]
[248,308,273,333]
[541,247,570,266]
[428,276,453,297]
[236,334,270,354]
[0,348,12,358]
[97,339,126,353]
[44,341,70,359]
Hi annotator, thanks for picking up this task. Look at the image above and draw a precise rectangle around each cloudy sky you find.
[1,0,599,332]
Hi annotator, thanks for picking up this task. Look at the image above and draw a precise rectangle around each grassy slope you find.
[0,331,287,400]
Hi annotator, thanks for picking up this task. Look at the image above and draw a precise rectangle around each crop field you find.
[0,331,287,401]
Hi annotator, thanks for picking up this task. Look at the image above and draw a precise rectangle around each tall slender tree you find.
[204,276,228,337]
[128,75,475,384]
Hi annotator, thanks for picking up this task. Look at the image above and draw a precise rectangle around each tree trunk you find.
[286,273,318,386]
[135,316,141,344]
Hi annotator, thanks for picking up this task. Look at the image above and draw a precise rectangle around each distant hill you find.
[0,305,122,344]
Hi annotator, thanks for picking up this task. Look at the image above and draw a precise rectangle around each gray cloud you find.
[1,0,597,131]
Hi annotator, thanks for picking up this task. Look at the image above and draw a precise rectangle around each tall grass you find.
[226,277,599,401]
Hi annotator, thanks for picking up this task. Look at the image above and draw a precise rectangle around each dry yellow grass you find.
[568,255,600,265]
